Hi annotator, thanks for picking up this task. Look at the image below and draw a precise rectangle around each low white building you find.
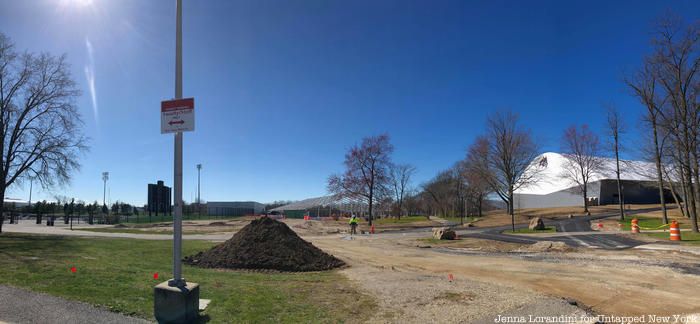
[513,152,667,209]
[206,201,264,217]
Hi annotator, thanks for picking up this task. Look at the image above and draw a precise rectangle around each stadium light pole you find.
[196,164,201,218]
[102,172,109,208]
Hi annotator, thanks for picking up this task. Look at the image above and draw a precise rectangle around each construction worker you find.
[349,214,358,235]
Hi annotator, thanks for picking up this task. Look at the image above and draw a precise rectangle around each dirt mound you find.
[208,221,227,226]
[519,241,573,252]
[184,217,345,271]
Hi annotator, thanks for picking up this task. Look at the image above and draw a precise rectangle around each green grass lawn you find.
[642,231,700,245]
[121,214,243,225]
[373,215,431,225]
[75,228,173,235]
[618,216,669,231]
[0,233,375,322]
[502,226,556,234]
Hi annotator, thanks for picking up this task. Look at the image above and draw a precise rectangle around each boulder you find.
[528,217,546,230]
[432,227,457,240]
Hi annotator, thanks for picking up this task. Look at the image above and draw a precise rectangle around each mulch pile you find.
[183,217,345,272]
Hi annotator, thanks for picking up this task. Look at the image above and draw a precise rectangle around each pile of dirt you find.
[184,217,345,271]
[519,241,573,252]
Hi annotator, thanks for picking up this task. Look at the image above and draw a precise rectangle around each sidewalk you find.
[0,285,150,324]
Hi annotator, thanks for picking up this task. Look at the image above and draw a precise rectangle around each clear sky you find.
[0,0,698,206]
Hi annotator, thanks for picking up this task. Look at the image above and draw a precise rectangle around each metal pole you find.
[170,0,185,287]
[197,164,201,219]
[197,164,201,204]
[28,178,33,208]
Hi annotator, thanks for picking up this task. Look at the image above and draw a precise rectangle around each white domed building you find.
[513,152,671,209]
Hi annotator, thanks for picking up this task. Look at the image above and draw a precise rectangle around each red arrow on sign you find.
[169,120,185,125]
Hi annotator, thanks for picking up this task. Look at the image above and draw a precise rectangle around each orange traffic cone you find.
[631,218,640,234]
[670,220,681,241]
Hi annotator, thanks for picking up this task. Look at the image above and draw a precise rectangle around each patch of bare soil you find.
[290,220,343,235]
[517,241,574,252]
[308,233,700,317]
[340,264,588,323]
[416,237,527,253]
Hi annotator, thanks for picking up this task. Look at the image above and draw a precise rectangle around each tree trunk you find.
[651,119,668,224]
[478,195,483,217]
[684,162,697,229]
[368,194,373,227]
[679,161,691,218]
[582,184,589,213]
[0,194,4,233]
[692,156,700,233]
[508,187,515,232]
[614,139,624,220]
[663,166,685,217]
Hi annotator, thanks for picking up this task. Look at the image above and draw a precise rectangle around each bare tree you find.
[626,62,669,224]
[648,15,700,232]
[462,160,491,218]
[606,105,626,220]
[328,134,393,226]
[560,124,606,213]
[421,169,455,218]
[389,163,415,219]
[0,33,87,233]
[467,111,542,231]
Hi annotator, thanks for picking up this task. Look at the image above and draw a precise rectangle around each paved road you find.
[0,285,150,324]
[455,208,661,249]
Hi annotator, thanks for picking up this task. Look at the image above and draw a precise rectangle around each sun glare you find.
[59,0,94,8]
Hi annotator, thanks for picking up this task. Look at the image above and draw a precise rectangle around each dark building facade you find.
[597,179,674,205]
[148,180,172,216]
[514,179,675,209]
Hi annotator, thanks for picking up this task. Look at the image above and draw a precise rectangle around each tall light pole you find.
[196,164,201,204]
[171,0,185,288]
[102,172,109,208]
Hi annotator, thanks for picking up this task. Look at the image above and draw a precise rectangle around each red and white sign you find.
[161,98,194,134]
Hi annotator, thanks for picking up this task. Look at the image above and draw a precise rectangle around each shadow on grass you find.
[0,234,85,256]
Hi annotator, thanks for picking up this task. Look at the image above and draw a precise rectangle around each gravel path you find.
[0,285,150,324]
[341,264,589,323]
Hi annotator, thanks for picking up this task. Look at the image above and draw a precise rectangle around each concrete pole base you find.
[154,280,200,323]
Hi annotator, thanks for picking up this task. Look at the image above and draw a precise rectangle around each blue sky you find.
[0,0,698,205]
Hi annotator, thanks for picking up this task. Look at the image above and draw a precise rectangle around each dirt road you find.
[309,233,700,319]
